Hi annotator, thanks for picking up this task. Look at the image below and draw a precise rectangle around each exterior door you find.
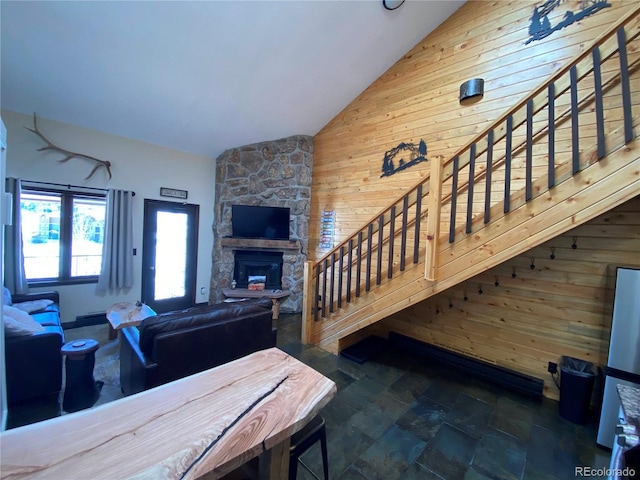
[141,199,198,313]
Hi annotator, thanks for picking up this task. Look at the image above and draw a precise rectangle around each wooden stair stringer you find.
[312,142,640,352]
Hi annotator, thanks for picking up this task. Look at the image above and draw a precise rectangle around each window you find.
[20,188,106,285]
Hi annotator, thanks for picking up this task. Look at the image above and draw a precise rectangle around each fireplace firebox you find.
[233,250,283,290]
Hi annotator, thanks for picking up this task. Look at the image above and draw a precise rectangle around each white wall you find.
[1,116,8,430]
[1,110,216,324]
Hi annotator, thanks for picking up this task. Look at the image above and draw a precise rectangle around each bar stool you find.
[289,414,329,480]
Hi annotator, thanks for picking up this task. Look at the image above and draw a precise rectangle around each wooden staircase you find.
[302,8,640,354]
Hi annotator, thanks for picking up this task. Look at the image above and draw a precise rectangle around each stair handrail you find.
[313,5,640,269]
[304,5,640,336]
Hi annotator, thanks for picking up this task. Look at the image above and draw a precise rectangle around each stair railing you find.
[303,6,640,342]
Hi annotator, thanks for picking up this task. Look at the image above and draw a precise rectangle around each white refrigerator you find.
[597,267,640,449]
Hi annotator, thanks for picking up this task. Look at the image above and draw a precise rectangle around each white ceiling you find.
[1,1,463,159]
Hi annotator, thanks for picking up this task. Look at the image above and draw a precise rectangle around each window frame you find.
[20,186,107,287]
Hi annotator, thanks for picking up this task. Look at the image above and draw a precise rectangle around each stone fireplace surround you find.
[209,135,313,313]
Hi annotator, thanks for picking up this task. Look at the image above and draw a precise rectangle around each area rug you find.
[93,337,120,387]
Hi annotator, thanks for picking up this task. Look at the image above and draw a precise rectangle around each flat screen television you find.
[231,205,290,240]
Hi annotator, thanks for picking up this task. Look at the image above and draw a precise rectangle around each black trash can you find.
[558,356,596,424]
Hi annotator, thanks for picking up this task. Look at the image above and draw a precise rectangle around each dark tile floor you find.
[274,313,611,480]
[6,313,611,480]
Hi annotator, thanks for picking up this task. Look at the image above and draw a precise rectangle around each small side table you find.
[107,301,156,339]
[221,288,290,320]
[61,339,103,413]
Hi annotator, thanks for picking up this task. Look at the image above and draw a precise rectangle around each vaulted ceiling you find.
[1,1,463,159]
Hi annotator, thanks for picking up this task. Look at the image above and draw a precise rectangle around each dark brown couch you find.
[119,298,276,396]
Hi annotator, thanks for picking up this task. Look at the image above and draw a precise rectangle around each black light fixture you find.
[459,78,485,104]
[383,0,405,10]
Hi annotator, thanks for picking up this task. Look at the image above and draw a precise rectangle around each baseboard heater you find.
[388,332,544,400]
[66,312,107,329]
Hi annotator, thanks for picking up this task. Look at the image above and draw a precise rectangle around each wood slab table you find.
[221,288,290,320]
[0,348,336,480]
[106,301,156,339]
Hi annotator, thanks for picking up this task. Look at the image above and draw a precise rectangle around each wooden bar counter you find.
[0,348,336,480]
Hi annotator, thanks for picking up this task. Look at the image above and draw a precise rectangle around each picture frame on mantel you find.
[160,187,188,199]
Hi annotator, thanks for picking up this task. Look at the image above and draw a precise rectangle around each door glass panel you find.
[154,211,187,300]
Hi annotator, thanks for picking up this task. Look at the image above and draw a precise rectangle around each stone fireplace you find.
[210,135,313,312]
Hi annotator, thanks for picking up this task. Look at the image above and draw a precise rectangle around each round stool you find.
[61,339,103,413]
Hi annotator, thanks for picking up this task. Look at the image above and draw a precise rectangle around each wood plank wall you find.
[310,0,637,261]
[309,0,639,399]
[376,195,640,400]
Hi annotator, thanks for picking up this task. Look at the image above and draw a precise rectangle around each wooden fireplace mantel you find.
[221,237,301,252]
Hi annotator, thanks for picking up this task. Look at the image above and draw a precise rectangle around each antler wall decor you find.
[25,113,112,180]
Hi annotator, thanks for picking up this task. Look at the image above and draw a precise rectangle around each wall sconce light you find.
[459,78,485,104]
[383,0,405,10]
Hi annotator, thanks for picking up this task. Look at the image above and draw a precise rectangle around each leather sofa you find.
[4,291,64,406]
[119,298,276,396]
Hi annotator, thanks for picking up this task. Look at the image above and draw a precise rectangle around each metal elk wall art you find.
[380,139,428,178]
[25,113,113,180]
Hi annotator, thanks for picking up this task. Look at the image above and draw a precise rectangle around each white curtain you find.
[4,177,28,294]
[96,189,134,294]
